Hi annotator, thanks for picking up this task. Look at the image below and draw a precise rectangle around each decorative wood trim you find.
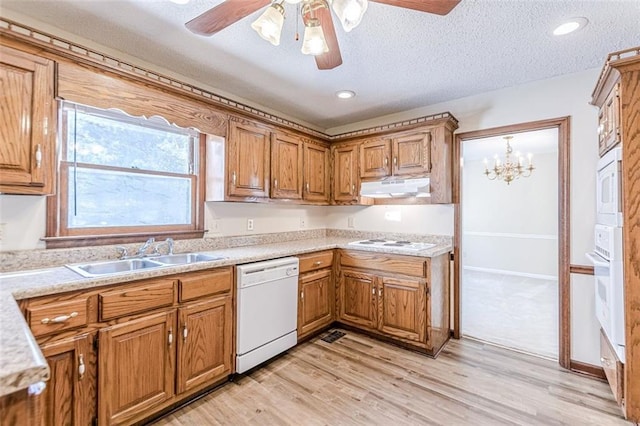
[453,117,571,370]
[591,46,640,105]
[569,360,607,380]
[330,113,459,141]
[569,264,595,275]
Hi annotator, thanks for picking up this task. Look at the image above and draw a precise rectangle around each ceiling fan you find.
[185,0,461,70]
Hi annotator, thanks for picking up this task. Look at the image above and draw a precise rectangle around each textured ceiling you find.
[2,0,639,131]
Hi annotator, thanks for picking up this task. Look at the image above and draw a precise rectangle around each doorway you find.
[453,117,571,367]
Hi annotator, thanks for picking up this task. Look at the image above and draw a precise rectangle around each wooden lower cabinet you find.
[38,332,97,426]
[378,276,427,343]
[338,269,377,329]
[99,310,176,425]
[177,296,232,394]
[298,269,333,339]
[337,250,450,356]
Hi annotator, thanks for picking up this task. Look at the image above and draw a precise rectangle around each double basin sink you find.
[67,253,224,278]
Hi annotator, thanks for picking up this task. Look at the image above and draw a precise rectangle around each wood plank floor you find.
[154,330,630,425]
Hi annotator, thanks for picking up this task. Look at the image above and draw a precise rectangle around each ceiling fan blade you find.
[186,0,271,36]
[371,0,461,16]
[315,6,343,70]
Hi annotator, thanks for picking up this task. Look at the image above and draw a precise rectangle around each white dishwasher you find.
[236,257,299,373]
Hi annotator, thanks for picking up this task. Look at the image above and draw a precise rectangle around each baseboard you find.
[569,359,606,380]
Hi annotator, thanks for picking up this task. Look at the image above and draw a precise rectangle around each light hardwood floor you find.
[154,330,629,425]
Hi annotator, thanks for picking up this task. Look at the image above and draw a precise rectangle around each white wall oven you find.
[596,147,623,227]
[586,224,625,362]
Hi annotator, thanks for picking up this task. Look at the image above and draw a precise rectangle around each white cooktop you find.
[348,239,436,252]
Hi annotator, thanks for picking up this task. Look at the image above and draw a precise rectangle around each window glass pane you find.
[64,105,193,174]
[68,167,192,228]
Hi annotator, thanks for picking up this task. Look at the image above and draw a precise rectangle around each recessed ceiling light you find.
[336,90,356,99]
[170,0,190,4]
[553,17,588,36]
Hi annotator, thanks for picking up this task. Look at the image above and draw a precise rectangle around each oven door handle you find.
[585,252,608,267]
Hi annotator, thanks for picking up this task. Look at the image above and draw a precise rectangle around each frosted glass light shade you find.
[251,4,285,46]
[331,0,368,32]
[301,21,329,55]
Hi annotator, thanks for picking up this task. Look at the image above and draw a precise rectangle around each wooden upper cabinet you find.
[393,131,431,176]
[226,120,270,198]
[359,131,431,179]
[38,333,96,426]
[0,45,55,195]
[303,141,330,203]
[271,131,303,199]
[177,296,232,394]
[598,82,621,156]
[332,144,359,203]
[360,139,391,178]
[99,310,176,425]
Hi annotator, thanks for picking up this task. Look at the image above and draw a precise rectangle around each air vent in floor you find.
[321,330,346,343]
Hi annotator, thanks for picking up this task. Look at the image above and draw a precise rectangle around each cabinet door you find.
[271,132,303,199]
[227,120,270,198]
[99,310,176,425]
[38,333,96,426]
[378,276,427,343]
[298,269,333,338]
[338,269,376,329]
[0,45,55,194]
[332,145,359,202]
[600,84,621,155]
[360,139,391,178]
[177,296,233,394]
[303,142,330,203]
[392,131,431,176]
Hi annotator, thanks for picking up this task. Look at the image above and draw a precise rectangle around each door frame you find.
[452,117,571,369]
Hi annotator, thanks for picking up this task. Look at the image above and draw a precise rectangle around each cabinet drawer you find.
[27,298,89,337]
[340,250,427,277]
[299,251,334,274]
[99,280,175,321]
[179,267,233,302]
[600,329,624,405]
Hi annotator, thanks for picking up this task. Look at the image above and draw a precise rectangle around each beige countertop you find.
[0,236,452,398]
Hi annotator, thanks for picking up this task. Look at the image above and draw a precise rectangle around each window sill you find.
[43,230,206,249]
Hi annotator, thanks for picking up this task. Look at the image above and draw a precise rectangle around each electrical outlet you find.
[347,216,354,228]
[247,218,254,231]
[300,217,306,229]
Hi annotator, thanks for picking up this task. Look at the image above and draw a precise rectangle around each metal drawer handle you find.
[393,157,397,165]
[372,287,376,295]
[378,288,382,297]
[313,261,322,266]
[384,157,388,166]
[301,291,304,300]
[306,182,310,192]
[41,311,78,324]
[168,328,173,346]
[183,325,188,341]
[78,354,85,380]
[35,144,43,168]
[274,178,278,188]
[232,171,237,185]
[601,356,611,366]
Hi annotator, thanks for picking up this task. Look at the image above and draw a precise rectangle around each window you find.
[46,102,204,246]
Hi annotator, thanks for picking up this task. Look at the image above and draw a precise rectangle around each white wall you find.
[0,195,47,251]
[329,68,601,365]
[462,152,558,277]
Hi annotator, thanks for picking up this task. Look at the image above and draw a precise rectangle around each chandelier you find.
[483,136,535,185]
[251,0,367,55]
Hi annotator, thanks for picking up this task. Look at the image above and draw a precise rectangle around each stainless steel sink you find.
[67,258,164,278]
[66,252,225,277]
[152,253,224,265]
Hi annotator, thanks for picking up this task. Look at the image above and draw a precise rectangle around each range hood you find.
[360,178,430,198]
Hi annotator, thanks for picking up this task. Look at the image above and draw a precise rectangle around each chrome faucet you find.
[136,238,155,257]
[165,238,174,255]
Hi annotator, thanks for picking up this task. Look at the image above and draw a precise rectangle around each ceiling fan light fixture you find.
[301,19,329,56]
[251,2,286,46]
[331,0,368,32]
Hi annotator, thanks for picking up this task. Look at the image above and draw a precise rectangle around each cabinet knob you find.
[78,354,85,380]
[41,311,78,324]
[35,144,43,169]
